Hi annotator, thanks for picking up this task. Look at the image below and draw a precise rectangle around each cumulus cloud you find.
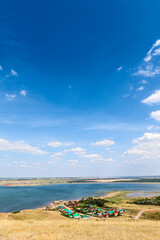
[150,110,160,122]
[20,90,27,96]
[91,139,115,147]
[0,138,48,155]
[117,66,123,71]
[48,141,73,148]
[5,93,16,101]
[10,69,18,76]
[64,147,86,155]
[142,90,160,105]
[122,132,160,160]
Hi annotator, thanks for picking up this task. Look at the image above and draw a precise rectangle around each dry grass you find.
[0,210,160,240]
[140,210,160,220]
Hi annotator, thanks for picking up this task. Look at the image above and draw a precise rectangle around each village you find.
[45,197,126,219]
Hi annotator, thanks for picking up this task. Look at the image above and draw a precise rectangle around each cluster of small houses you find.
[46,200,126,219]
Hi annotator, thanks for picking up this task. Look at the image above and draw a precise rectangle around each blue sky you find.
[0,0,160,177]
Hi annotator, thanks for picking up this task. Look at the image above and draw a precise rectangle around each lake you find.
[1,182,160,212]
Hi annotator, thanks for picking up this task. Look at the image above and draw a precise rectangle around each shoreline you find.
[1,190,160,214]
[1,181,160,187]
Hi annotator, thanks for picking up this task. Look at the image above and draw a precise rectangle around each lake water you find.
[1,183,160,212]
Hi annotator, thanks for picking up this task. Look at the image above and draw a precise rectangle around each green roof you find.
[73,213,79,217]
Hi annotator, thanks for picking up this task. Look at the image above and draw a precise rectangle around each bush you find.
[12,211,20,214]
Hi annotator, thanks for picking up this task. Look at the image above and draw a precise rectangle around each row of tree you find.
[130,196,160,206]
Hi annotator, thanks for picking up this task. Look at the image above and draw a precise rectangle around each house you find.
[114,212,118,217]
[73,213,80,219]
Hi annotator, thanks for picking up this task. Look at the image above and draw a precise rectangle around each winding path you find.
[134,209,154,219]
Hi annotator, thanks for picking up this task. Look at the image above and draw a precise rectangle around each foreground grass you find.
[140,211,160,220]
[0,217,160,240]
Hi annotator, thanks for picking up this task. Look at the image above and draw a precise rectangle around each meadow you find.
[0,210,160,240]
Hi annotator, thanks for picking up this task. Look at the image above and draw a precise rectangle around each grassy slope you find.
[0,212,160,240]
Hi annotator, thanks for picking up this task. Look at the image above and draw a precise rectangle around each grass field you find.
[0,210,160,240]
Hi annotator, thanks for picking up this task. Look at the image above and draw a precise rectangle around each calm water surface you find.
[1,183,160,212]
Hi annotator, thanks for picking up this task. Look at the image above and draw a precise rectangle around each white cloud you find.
[0,65,3,71]
[51,152,66,159]
[132,132,160,143]
[0,138,48,155]
[140,80,147,84]
[123,93,130,98]
[64,147,86,155]
[82,153,115,164]
[122,132,160,160]
[68,160,78,166]
[5,93,16,101]
[137,86,144,91]
[144,39,160,62]
[10,69,18,76]
[90,157,115,164]
[48,141,62,147]
[53,152,65,156]
[134,40,160,77]
[20,90,27,96]
[142,90,160,105]
[117,66,123,71]
[147,125,153,131]
[82,153,102,158]
[91,139,115,147]
[64,142,74,146]
[134,64,160,77]
[129,84,133,91]
[150,110,160,122]
[48,141,73,148]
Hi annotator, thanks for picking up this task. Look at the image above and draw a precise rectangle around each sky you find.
[0,0,160,177]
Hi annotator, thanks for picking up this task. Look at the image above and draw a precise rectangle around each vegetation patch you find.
[79,197,108,207]
[129,196,160,206]
[140,211,160,220]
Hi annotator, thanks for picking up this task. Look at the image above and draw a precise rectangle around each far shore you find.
[1,177,160,187]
